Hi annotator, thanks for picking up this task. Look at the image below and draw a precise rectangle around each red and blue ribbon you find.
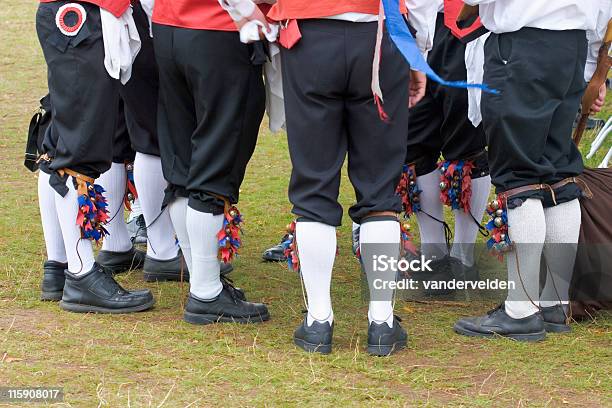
[217,206,243,263]
[76,182,109,243]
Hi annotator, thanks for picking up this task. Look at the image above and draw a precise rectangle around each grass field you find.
[1,1,611,406]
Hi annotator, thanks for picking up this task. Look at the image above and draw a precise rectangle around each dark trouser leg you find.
[281,21,346,334]
[121,8,179,262]
[453,29,587,339]
[37,2,118,182]
[155,24,264,299]
[284,20,408,354]
[36,2,117,274]
[344,25,408,347]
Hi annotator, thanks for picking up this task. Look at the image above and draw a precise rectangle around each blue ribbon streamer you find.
[381,0,498,94]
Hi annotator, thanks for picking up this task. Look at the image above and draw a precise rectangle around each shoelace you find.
[220,275,245,302]
[98,268,128,295]
[486,304,505,316]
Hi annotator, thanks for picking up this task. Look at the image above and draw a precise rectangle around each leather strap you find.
[499,183,556,206]
[550,176,594,200]
[24,110,42,172]
[58,168,95,184]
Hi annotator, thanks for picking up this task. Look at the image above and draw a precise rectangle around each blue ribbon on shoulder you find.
[382,0,498,94]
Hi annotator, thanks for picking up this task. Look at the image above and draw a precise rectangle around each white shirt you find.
[463,0,599,33]
[586,0,612,81]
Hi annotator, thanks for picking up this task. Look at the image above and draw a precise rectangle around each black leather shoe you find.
[450,259,479,282]
[143,254,189,282]
[60,264,155,313]
[293,318,333,354]
[183,280,269,325]
[96,246,146,274]
[540,304,571,333]
[367,316,408,356]
[143,254,234,282]
[40,260,67,301]
[262,235,288,262]
[454,304,546,342]
[127,214,147,244]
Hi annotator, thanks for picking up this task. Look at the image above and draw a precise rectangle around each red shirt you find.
[40,0,130,18]
[268,0,406,21]
[152,0,237,31]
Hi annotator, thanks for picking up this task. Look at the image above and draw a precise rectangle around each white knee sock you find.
[185,207,223,300]
[360,219,400,327]
[296,221,336,326]
[451,175,491,266]
[540,199,581,308]
[38,172,67,263]
[133,153,178,260]
[505,198,545,319]
[168,197,192,271]
[415,170,448,260]
[54,177,95,275]
[98,163,132,253]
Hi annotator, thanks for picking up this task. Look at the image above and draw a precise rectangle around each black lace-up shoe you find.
[540,304,571,333]
[60,264,155,313]
[40,260,68,301]
[143,255,234,282]
[454,304,546,342]
[143,254,189,282]
[96,246,146,274]
[262,234,289,262]
[450,259,479,282]
[183,279,268,325]
[127,214,147,244]
[293,317,333,354]
[367,316,408,356]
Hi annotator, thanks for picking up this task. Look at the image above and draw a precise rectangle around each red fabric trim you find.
[268,0,406,22]
[40,0,130,18]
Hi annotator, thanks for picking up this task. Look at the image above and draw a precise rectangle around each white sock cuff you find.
[360,218,400,244]
[505,301,539,319]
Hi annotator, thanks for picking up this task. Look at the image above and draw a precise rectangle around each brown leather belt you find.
[551,176,593,199]
[500,176,591,205]
[499,183,555,204]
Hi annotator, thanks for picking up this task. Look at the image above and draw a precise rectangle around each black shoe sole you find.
[453,324,546,342]
[367,339,407,356]
[183,311,270,325]
[40,290,63,302]
[543,321,571,333]
[293,337,332,354]
[59,298,155,314]
[143,271,189,282]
